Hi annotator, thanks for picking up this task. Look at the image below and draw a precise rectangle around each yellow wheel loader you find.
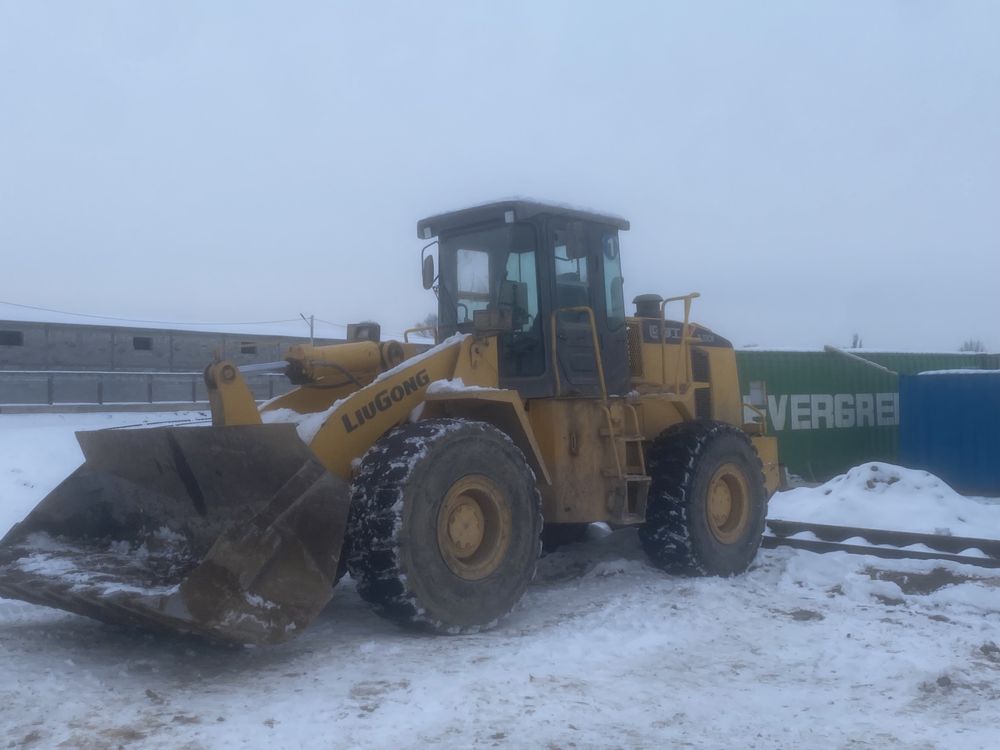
[0,201,779,644]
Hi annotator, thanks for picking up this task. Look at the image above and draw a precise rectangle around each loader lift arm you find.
[205,333,548,484]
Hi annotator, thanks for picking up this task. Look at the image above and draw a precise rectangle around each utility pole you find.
[300,313,315,346]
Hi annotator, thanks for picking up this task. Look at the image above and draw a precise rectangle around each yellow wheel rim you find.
[437,474,512,580]
[706,463,750,544]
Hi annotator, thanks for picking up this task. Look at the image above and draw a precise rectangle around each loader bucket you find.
[0,424,350,645]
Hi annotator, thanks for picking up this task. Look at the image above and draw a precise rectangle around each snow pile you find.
[918,369,1000,376]
[769,462,1000,539]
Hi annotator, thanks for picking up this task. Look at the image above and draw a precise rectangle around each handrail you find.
[659,292,700,394]
[601,406,623,477]
[403,326,437,343]
[624,400,647,474]
[549,306,608,402]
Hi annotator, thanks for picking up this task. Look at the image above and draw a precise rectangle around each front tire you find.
[639,421,767,576]
[347,419,542,632]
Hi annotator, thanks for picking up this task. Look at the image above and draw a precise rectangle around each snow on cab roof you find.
[417,197,630,238]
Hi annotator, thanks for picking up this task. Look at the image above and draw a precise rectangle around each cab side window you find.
[601,233,625,331]
[504,250,539,333]
[455,248,491,323]
[554,251,589,310]
[500,248,545,378]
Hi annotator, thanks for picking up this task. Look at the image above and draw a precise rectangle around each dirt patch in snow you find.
[867,567,1000,595]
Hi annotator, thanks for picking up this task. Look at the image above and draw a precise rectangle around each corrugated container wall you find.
[734,351,1000,482]
[898,373,1000,496]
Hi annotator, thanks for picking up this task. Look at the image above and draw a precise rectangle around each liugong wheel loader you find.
[0,201,779,644]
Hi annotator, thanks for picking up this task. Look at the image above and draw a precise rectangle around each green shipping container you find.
[860,351,1000,375]
[734,350,1000,482]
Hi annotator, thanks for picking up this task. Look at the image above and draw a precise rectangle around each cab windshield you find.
[437,223,545,377]
[437,224,538,336]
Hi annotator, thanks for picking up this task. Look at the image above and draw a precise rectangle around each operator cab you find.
[418,200,630,399]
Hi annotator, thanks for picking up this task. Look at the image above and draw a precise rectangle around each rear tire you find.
[639,421,767,576]
[347,419,542,632]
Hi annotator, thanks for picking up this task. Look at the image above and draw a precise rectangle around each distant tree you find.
[414,312,438,330]
[959,338,985,353]
[851,333,863,349]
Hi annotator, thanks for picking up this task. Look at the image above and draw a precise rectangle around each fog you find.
[1,1,997,349]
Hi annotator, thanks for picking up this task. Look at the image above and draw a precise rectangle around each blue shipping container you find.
[898,372,1000,496]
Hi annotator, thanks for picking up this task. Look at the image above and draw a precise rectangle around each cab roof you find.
[416,199,630,239]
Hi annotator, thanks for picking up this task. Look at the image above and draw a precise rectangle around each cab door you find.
[548,220,630,398]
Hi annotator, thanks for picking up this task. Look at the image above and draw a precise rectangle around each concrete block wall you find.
[112,331,173,371]
[3,372,49,404]
[52,374,102,404]
[0,323,46,369]
[103,374,150,403]
[0,319,336,409]
[47,328,116,370]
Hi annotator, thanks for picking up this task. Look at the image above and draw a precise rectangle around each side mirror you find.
[422,255,435,290]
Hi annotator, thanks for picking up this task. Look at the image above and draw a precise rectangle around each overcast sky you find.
[1,1,997,349]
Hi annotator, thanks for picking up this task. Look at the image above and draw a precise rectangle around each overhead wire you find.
[0,300,417,342]
[0,299,304,328]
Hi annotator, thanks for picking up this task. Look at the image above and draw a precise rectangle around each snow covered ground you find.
[1,412,999,749]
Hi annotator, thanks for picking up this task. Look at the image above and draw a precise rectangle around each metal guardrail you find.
[764,519,1000,569]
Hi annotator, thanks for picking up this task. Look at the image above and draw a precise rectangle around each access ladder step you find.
[599,429,644,441]
[605,474,652,524]
[623,474,651,483]
[601,470,651,481]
